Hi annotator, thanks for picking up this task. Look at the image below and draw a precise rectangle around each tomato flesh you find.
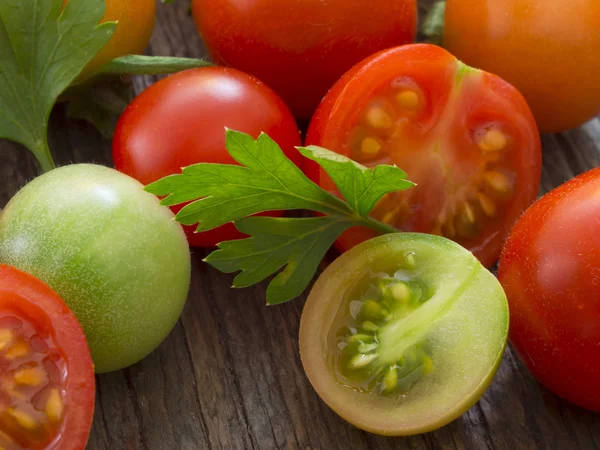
[306,44,541,267]
[498,168,600,412]
[0,266,94,450]
[300,233,508,435]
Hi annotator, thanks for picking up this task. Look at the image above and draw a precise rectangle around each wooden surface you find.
[2,2,600,449]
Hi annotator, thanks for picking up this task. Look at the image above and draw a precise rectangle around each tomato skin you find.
[307,44,541,267]
[64,0,156,78]
[498,168,600,412]
[113,66,302,247]
[191,0,417,118]
[444,0,600,133]
[0,265,95,450]
[0,165,191,373]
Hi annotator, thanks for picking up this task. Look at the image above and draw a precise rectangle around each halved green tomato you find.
[299,233,508,435]
[306,44,542,267]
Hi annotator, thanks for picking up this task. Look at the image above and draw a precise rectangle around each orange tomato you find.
[443,0,600,133]
[63,0,156,77]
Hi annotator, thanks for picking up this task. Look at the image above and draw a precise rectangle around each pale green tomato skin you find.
[0,164,191,373]
[300,233,508,436]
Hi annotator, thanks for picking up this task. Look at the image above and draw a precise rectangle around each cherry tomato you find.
[498,168,600,412]
[444,0,600,133]
[113,66,302,247]
[0,165,191,373]
[306,44,541,267]
[63,0,156,78]
[191,0,417,118]
[300,233,508,435]
[0,265,95,450]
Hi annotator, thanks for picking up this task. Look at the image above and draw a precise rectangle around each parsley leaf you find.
[0,0,115,172]
[93,55,213,76]
[206,216,355,304]
[146,129,415,304]
[146,130,355,231]
[299,146,415,217]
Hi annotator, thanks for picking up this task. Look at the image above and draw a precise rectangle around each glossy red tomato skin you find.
[306,44,541,267]
[192,0,417,119]
[113,66,302,247]
[498,168,600,412]
[0,265,95,449]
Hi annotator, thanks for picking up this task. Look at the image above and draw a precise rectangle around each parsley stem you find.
[360,216,399,235]
[33,137,56,173]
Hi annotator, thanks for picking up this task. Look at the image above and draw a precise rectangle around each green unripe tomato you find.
[0,164,191,373]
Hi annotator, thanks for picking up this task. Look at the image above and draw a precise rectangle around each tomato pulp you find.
[306,44,541,267]
[444,0,600,133]
[498,168,600,412]
[192,0,417,118]
[113,66,302,247]
[0,266,95,450]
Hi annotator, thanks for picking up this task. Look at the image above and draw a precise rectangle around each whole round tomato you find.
[64,0,156,78]
[443,0,600,133]
[0,265,95,450]
[498,168,600,412]
[192,0,417,118]
[306,44,541,267]
[300,233,508,435]
[0,164,191,373]
[113,66,302,247]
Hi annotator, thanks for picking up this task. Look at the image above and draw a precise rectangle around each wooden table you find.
[2,2,600,449]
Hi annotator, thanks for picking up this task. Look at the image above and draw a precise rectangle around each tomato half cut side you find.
[0,265,95,450]
[300,233,508,435]
[306,44,542,267]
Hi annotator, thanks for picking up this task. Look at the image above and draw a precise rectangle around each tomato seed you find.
[396,90,420,110]
[366,107,393,129]
[478,129,507,152]
[360,137,382,157]
[45,389,63,423]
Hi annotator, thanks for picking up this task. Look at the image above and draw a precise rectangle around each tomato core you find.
[0,302,67,449]
[331,251,436,395]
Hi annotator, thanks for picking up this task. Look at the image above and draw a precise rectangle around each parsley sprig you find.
[146,130,415,304]
[0,0,211,171]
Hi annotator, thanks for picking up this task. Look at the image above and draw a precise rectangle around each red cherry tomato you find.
[498,168,600,412]
[306,44,541,267]
[113,67,302,247]
[191,0,417,118]
[0,265,95,450]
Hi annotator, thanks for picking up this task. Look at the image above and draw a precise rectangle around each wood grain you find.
[1,1,599,449]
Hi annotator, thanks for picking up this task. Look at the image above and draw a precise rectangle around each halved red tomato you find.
[306,44,542,267]
[0,265,95,450]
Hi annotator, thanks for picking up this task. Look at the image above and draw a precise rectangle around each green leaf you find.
[147,129,415,304]
[146,130,353,232]
[93,55,213,76]
[0,0,116,172]
[65,77,133,139]
[206,216,355,305]
[299,146,415,217]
